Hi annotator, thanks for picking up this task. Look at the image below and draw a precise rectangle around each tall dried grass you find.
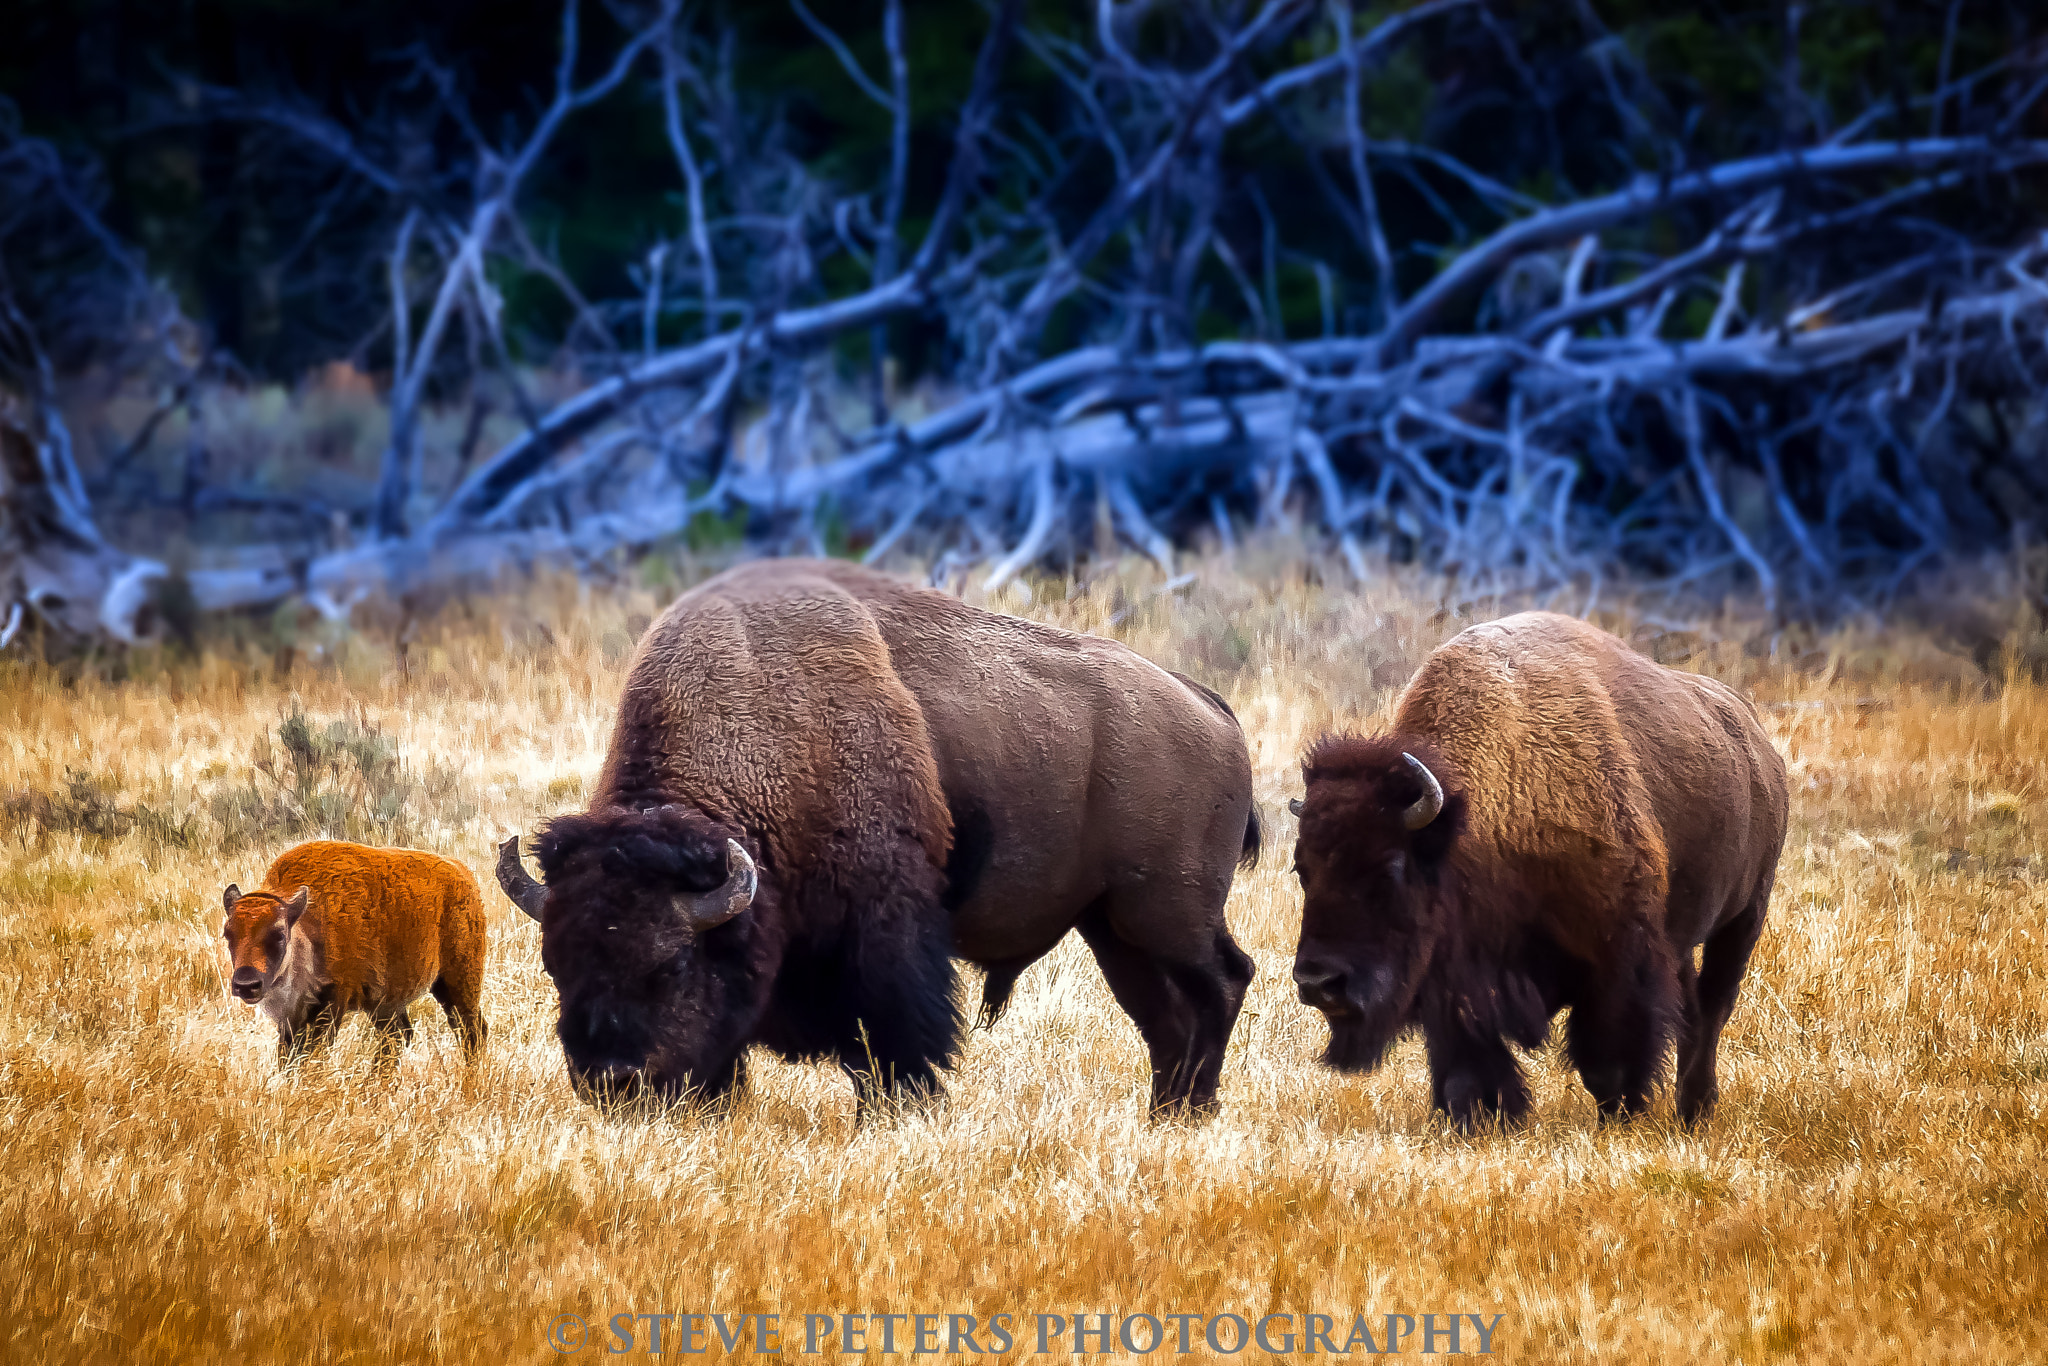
[1,550,2042,1363]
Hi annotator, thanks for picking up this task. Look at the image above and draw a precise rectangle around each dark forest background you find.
[3,0,2046,645]
[14,1,2037,373]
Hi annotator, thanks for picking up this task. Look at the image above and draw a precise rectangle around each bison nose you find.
[1292,960,1351,1012]
[230,968,265,1003]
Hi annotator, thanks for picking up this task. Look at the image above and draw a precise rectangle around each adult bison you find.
[1289,611,1786,1128]
[497,559,1258,1117]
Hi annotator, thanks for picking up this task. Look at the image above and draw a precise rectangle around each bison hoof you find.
[1437,1075,1532,1132]
[1677,1088,1719,1127]
[1147,1094,1221,1125]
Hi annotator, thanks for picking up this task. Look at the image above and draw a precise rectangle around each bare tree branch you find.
[1382,136,2048,361]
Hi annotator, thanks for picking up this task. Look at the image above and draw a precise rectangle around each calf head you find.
[499,805,764,1103]
[221,884,312,1006]
[1290,735,1466,1071]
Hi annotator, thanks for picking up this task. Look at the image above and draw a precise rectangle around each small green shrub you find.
[1,768,198,852]
[209,705,472,852]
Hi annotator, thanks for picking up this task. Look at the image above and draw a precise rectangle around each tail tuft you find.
[978,963,1024,1029]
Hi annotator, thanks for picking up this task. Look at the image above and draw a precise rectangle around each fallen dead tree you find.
[0,127,178,646]
[8,1,2048,643]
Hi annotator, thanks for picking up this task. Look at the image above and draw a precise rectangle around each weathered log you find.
[1,413,166,644]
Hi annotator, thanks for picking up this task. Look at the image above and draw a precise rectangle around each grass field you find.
[2,550,2044,1363]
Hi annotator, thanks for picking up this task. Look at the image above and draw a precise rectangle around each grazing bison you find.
[496,558,1258,1116]
[222,840,489,1066]
[1289,611,1787,1127]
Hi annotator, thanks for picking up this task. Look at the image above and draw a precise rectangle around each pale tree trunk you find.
[0,409,165,649]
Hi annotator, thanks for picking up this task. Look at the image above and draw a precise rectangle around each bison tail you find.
[1238,805,1262,872]
[977,962,1025,1030]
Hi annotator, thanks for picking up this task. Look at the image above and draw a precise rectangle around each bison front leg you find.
[1566,929,1681,1122]
[840,1052,942,1123]
[1077,901,1254,1119]
[837,875,963,1123]
[840,1008,951,1123]
[1422,1019,1532,1130]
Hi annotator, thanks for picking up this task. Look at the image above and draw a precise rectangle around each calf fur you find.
[222,840,489,1066]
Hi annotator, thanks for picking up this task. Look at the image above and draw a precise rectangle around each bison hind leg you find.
[1077,903,1255,1120]
[430,976,488,1061]
[1678,885,1770,1125]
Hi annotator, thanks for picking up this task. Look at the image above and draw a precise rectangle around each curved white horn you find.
[677,839,757,929]
[1401,752,1445,830]
[495,834,549,921]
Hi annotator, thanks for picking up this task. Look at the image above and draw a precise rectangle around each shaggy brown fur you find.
[504,558,1259,1117]
[223,840,489,1067]
[1291,611,1787,1127]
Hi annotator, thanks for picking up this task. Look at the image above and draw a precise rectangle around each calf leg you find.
[430,976,489,1061]
[368,1007,414,1073]
[1677,885,1769,1125]
[1078,896,1255,1119]
[1565,925,1680,1122]
[277,998,342,1066]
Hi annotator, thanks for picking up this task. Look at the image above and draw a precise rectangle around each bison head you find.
[221,883,311,1006]
[1289,735,1465,1072]
[499,805,765,1104]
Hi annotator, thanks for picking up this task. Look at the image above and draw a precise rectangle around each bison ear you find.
[223,884,242,913]
[282,886,311,930]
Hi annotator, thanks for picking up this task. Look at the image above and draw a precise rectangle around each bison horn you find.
[496,834,550,921]
[1401,752,1445,830]
[1288,797,1305,817]
[676,839,757,930]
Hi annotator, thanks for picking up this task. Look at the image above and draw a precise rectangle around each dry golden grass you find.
[2,549,2044,1363]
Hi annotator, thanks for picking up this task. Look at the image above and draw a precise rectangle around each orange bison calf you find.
[221,840,489,1066]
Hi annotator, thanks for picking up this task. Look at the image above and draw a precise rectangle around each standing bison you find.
[497,559,1259,1117]
[1289,611,1787,1127]
[222,840,490,1067]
